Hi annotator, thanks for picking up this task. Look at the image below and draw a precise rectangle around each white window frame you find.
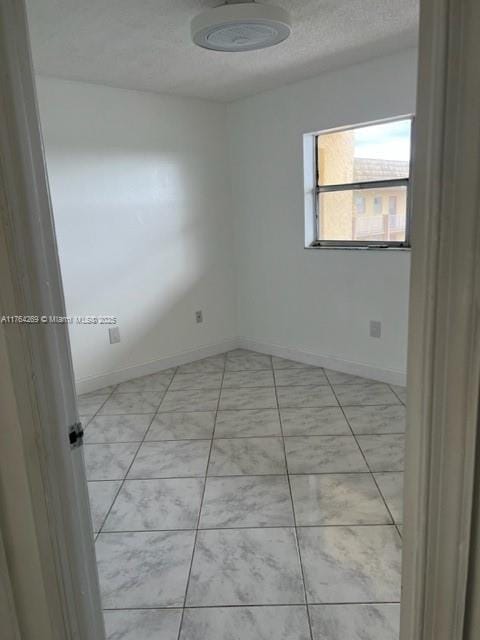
[304,115,415,250]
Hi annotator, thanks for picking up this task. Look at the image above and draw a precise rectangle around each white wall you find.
[37,78,235,385]
[228,49,417,378]
[37,48,417,388]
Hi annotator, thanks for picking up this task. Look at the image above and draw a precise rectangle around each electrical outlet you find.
[195,310,203,324]
[369,320,382,338]
[109,326,121,344]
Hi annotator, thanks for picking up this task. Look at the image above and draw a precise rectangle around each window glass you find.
[312,117,413,246]
[317,119,412,187]
[317,186,408,243]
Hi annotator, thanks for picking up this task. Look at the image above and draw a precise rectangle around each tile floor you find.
[80,350,405,640]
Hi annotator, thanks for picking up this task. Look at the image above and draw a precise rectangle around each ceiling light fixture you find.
[191,1,291,52]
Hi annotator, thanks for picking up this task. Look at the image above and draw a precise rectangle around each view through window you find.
[314,117,413,247]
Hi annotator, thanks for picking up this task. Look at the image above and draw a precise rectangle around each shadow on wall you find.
[47,143,234,383]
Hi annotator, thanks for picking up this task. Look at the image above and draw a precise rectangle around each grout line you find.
[107,432,403,443]
[80,383,124,534]
[102,600,401,612]
[94,436,147,533]
[98,522,401,535]
[95,368,178,536]
[80,384,118,421]
[86,469,404,482]
[87,401,405,416]
[387,383,407,405]
[84,430,405,445]
[155,408,217,415]
[272,365,315,640]
[100,523,399,535]
[280,402,403,408]
[89,411,165,417]
[327,381,400,531]
[109,387,172,395]
[175,358,227,640]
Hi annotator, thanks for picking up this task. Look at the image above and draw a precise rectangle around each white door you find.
[0,1,105,638]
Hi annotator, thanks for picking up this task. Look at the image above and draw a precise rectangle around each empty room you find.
[8,1,420,639]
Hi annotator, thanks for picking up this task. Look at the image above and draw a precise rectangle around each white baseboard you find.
[76,338,238,395]
[77,336,406,395]
[237,337,407,387]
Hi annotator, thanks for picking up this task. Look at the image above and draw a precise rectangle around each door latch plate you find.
[69,421,84,449]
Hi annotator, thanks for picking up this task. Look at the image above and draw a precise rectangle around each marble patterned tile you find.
[96,530,195,608]
[219,387,277,410]
[309,604,400,640]
[177,355,225,375]
[225,353,272,372]
[79,415,94,428]
[390,384,407,404]
[160,389,220,412]
[79,385,116,397]
[215,409,281,438]
[146,412,216,441]
[357,435,405,472]
[276,386,338,409]
[103,478,204,531]
[85,349,406,636]
[297,525,402,603]
[77,394,110,415]
[128,440,211,478]
[84,414,154,443]
[199,476,294,528]
[222,370,275,388]
[99,392,164,415]
[343,405,406,435]
[290,474,391,526]
[208,437,286,476]
[333,383,400,407]
[324,370,378,385]
[180,605,311,640]
[280,407,350,437]
[87,481,121,532]
[284,436,368,474]
[272,357,315,369]
[274,368,328,386]
[186,528,305,606]
[169,372,223,391]
[374,472,404,523]
[84,443,139,480]
[115,370,175,393]
[104,609,182,640]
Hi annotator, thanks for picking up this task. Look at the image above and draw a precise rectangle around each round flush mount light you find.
[191,1,291,52]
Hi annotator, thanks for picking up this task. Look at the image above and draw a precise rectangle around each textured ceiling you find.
[26,0,419,102]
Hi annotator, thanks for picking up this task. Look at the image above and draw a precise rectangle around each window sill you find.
[305,244,411,252]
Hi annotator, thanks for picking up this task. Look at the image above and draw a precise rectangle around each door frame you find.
[400,0,480,639]
[0,0,480,638]
[0,1,104,638]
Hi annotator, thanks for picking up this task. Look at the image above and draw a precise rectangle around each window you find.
[389,195,397,215]
[354,194,366,214]
[309,116,413,248]
[373,195,383,214]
